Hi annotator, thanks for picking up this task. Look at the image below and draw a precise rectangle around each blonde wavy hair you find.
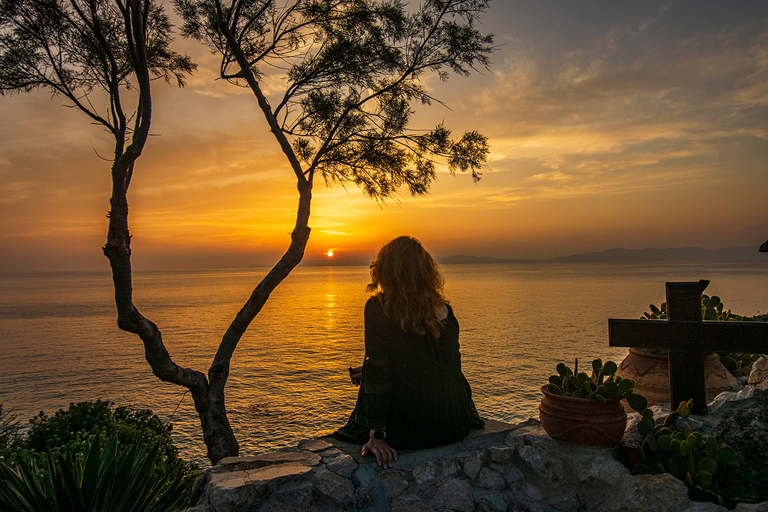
[367,236,448,338]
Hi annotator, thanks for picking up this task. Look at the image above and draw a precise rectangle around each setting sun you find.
[327,251,334,257]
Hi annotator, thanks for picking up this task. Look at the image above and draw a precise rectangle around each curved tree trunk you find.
[105,0,316,466]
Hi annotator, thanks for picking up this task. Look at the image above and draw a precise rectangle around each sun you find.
[327,251,334,257]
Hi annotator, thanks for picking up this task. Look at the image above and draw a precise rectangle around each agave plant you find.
[0,432,193,512]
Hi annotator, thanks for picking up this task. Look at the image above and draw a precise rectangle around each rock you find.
[682,502,728,511]
[298,438,334,452]
[473,490,508,512]
[411,461,437,486]
[326,453,358,478]
[313,467,354,507]
[390,494,432,512]
[474,467,505,489]
[430,478,473,512]
[618,473,691,511]
[440,458,461,477]
[748,357,768,390]
[462,451,484,480]
[379,469,409,498]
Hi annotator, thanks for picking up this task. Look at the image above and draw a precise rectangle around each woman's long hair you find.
[367,236,448,338]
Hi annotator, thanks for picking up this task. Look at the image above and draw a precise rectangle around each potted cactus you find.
[540,358,647,447]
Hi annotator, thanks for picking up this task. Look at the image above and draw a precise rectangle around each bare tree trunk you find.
[104,0,315,465]
[202,179,312,464]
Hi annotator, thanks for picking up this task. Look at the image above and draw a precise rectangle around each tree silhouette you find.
[171,0,494,463]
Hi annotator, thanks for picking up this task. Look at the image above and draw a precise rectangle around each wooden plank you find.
[608,320,768,353]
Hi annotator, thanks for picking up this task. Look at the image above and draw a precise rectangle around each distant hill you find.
[439,246,766,264]
[548,246,764,262]
[437,254,536,264]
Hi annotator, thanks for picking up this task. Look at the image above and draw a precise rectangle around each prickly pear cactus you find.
[547,358,647,411]
[630,399,735,507]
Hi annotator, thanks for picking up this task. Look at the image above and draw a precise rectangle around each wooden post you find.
[609,280,768,416]
[666,281,709,414]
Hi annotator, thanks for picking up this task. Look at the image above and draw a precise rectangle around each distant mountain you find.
[439,246,766,264]
[548,246,764,262]
[437,254,536,264]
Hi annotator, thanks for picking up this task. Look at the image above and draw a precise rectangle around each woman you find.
[333,236,483,468]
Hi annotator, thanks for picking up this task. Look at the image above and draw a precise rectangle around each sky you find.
[1,0,767,271]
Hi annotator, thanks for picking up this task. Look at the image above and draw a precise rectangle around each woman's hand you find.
[348,366,362,385]
[362,438,397,468]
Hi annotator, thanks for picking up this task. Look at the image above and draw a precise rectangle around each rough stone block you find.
[313,467,353,506]
[462,452,485,480]
[440,458,461,477]
[298,438,334,452]
[380,469,410,498]
[431,478,473,512]
[487,445,515,464]
[354,463,388,512]
[475,467,505,490]
[748,357,768,389]
[326,453,359,478]
[618,473,691,512]
[412,461,438,486]
[391,494,432,512]
[473,490,508,512]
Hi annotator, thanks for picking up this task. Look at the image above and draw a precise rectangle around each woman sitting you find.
[333,236,483,468]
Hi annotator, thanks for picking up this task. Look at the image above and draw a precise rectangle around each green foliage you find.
[0,404,20,460]
[718,352,760,377]
[22,400,186,475]
[629,399,739,507]
[709,403,768,507]
[0,432,193,512]
[7,401,200,506]
[547,358,647,411]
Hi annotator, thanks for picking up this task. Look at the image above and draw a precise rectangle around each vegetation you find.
[0,432,193,512]
[0,404,20,461]
[628,397,768,509]
[631,400,736,506]
[0,401,198,511]
[712,404,768,507]
[547,358,648,411]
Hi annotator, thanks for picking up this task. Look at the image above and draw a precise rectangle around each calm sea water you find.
[0,261,766,465]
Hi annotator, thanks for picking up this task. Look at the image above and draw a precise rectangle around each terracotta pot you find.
[539,385,628,448]
[615,348,737,409]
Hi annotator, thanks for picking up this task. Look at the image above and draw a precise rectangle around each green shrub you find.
[0,431,193,512]
[0,404,20,461]
[22,400,191,477]
[6,400,200,508]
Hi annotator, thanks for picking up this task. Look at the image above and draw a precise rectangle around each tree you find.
[169,0,493,463]
[2,0,493,465]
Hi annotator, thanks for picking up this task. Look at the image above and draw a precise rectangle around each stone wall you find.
[187,417,741,512]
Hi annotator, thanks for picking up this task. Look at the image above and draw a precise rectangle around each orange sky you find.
[1,1,767,271]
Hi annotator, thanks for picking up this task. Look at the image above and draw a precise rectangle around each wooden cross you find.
[608,280,768,415]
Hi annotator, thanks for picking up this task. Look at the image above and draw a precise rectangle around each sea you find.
[0,261,766,466]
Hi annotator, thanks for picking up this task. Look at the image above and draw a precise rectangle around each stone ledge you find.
[186,418,712,512]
